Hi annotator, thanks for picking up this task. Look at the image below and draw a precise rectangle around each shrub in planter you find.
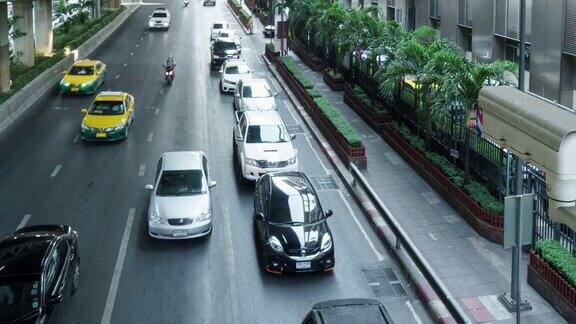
[325,68,343,82]
[536,239,576,287]
[351,85,385,115]
[313,97,362,148]
[281,57,314,89]
[306,88,322,99]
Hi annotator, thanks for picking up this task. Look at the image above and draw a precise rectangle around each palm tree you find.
[288,0,315,43]
[423,50,517,182]
[303,0,332,58]
[315,2,348,68]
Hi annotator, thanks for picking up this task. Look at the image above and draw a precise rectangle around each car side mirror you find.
[234,110,242,122]
[145,184,154,190]
[209,180,217,188]
[149,15,152,18]
[255,213,265,221]
[81,108,88,113]
[324,210,333,218]
[49,293,64,305]
[290,134,296,140]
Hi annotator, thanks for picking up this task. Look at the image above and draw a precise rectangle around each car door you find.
[43,240,70,324]
[255,176,271,241]
[234,80,243,109]
[234,113,246,161]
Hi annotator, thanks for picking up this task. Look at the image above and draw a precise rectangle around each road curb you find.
[226,1,253,36]
[261,53,458,324]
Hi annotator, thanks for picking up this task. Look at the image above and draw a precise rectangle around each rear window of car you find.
[213,23,224,29]
[89,101,125,115]
[225,65,249,74]
[69,66,94,75]
[152,12,167,18]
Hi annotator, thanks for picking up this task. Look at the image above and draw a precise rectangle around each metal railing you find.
[350,163,473,324]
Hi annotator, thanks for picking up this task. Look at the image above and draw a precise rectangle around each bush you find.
[265,42,275,52]
[314,97,362,147]
[281,57,313,89]
[351,85,385,115]
[325,68,343,80]
[536,239,576,287]
[306,88,322,99]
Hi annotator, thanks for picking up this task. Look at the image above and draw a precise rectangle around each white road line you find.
[136,44,140,48]
[73,134,80,143]
[159,89,164,95]
[222,206,241,323]
[305,137,330,175]
[138,164,146,176]
[100,208,135,324]
[16,214,31,230]
[147,132,154,142]
[337,191,385,261]
[155,108,160,115]
[114,75,120,80]
[50,165,62,177]
[130,52,134,56]
[405,301,423,324]
[428,233,438,241]
[122,62,128,67]
[268,75,280,92]
[282,99,298,122]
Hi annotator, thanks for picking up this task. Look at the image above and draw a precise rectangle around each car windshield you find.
[268,178,323,224]
[156,170,206,196]
[89,101,125,115]
[246,125,288,144]
[213,23,224,29]
[225,65,249,74]
[219,32,230,38]
[69,66,94,75]
[0,276,41,322]
[242,84,271,98]
[152,12,167,18]
[214,41,237,52]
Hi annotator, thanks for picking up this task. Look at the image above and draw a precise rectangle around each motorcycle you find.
[164,66,175,84]
[184,0,189,6]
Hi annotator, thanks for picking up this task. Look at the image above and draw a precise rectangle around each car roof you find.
[214,37,236,44]
[312,299,391,324]
[224,59,247,67]
[162,151,206,171]
[213,22,228,27]
[243,111,283,126]
[73,59,99,67]
[95,91,126,101]
[269,172,313,197]
[242,78,269,87]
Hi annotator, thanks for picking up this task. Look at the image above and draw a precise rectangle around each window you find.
[155,157,163,183]
[242,84,272,98]
[69,66,94,76]
[156,170,207,196]
[202,156,209,180]
[245,125,288,144]
[89,101,125,115]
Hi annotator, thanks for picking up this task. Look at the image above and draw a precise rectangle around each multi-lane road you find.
[0,1,433,323]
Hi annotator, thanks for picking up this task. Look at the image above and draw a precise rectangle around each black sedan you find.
[0,225,79,324]
[253,172,334,274]
[263,25,275,38]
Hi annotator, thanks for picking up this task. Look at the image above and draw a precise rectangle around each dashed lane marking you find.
[305,137,329,175]
[73,134,80,143]
[160,89,164,95]
[50,165,62,178]
[428,233,438,241]
[16,214,31,230]
[122,62,128,67]
[222,206,241,323]
[130,52,134,56]
[114,75,120,80]
[138,164,146,176]
[136,44,140,48]
[147,133,154,142]
[155,108,160,115]
[100,208,135,324]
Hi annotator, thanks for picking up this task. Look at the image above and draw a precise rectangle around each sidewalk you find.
[285,53,565,323]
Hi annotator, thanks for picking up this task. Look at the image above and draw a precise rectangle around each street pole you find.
[518,0,526,91]
[279,0,284,57]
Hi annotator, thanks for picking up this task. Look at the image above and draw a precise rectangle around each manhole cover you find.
[362,266,406,297]
[309,175,339,190]
[286,125,304,134]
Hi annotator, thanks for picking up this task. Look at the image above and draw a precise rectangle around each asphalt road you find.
[0,1,433,323]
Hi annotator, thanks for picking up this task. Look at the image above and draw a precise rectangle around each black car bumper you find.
[263,250,335,274]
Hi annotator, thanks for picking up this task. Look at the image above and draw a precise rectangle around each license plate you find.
[173,230,187,237]
[71,87,79,92]
[296,261,311,269]
[96,132,106,138]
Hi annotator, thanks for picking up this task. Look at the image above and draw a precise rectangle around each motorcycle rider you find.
[164,56,176,80]
[184,0,189,6]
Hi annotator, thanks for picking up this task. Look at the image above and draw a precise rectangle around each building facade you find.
[343,0,576,110]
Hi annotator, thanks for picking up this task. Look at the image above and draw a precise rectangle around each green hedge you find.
[536,239,576,287]
[393,122,504,214]
[314,97,362,147]
[281,57,313,89]
[351,85,385,115]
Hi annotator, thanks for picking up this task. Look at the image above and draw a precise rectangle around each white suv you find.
[211,22,231,40]
[217,29,242,52]
[219,59,253,93]
[149,8,170,30]
[233,111,298,182]
[234,79,278,111]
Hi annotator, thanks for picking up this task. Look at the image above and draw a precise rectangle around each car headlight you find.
[267,236,283,253]
[81,80,95,88]
[81,124,90,131]
[224,79,235,85]
[111,124,126,131]
[149,211,166,225]
[245,158,258,166]
[212,55,219,59]
[195,210,211,222]
[286,155,297,165]
[60,80,70,87]
[321,233,332,252]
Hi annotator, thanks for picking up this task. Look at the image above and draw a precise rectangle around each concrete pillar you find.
[12,0,35,67]
[35,0,53,56]
[0,2,10,92]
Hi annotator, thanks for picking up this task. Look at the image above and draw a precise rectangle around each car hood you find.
[223,73,251,84]
[242,97,276,111]
[62,74,97,85]
[244,142,295,162]
[82,114,127,128]
[150,17,169,22]
[268,221,328,252]
[153,194,209,219]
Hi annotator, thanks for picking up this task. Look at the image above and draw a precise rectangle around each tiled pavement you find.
[287,53,566,323]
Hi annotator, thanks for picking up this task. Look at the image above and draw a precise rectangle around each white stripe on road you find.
[73,134,80,143]
[16,214,31,230]
[282,99,298,123]
[138,164,146,176]
[405,301,423,324]
[268,75,280,93]
[428,233,438,241]
[50,165,62,177]
[122,62,128,67]
[147,132,154,142]
[337,190,385,261]
[130,52,134,56]
[305,137,330,175]
[114,75,120,80]
[155,108,160,115]
[100,208,136,324]
[222,206,241,323]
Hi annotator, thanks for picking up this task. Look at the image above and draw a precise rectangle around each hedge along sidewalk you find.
[0,5,139,136]
[286,53,565,322]
[227,0,252,35]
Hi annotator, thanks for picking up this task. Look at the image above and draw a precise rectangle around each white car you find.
[217,29,242,52]
[233,111,298,182]
[149,8,170,30]
[211,22,231,40]
[234,79,278,111]
[145,151,217,239]
[219,59,253,93]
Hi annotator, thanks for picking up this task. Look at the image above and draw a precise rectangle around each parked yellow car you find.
[60,59,107,94]
[80,91,135,141]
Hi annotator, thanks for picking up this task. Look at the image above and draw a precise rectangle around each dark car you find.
[210,38,240,70]
[301,299,394,324]
[263,25,275,38]
[253,172,334,274]
[203,0,216,6]
[0,225,80,324]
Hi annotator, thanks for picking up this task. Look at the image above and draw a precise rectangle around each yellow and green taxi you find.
[80,91,135,141]
[60,59,107,94]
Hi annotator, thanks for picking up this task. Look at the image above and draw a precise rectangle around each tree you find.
[315,2,348,68]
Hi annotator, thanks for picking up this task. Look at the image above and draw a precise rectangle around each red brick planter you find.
[288,38,324,72]
[322,69,344,91]
[254,9,269,26]
[528,251,576,323]
[344,83,388,131]
[265,44,279,61]
[379,123,503,243]
[273,55,367,167]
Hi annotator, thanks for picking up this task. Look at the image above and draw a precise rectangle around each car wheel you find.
[124,124,129,140]
[220,81,224,94]
[71,259,80,294]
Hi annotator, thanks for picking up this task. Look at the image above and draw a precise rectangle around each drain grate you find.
[286,125,304,134]
[309,175,339,190]
[362,266,406,297]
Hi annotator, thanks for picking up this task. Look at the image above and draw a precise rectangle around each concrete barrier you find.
[0,5,139,136]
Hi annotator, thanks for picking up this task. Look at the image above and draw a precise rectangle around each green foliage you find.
[314,97,362,147]
[306,88,322,99]
[351,85,384,115]
[536,239,576,287]
[281,57,314,89]
[265,42,275,52]
[325,68,343,80]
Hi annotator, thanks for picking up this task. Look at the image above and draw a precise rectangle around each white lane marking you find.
[405,301,423,324]
[130,52,134,56]
[305,137,330,175]
[337,191,384,261]
[16,214,31,230]
[73,134,80,143]
[100,208,135,324]
[138,164,146,176]
[140,37,143,40]
[155,108,160,115]
[282,99,298,123]
[160,89,164,95]
[428,233,438,241]
[136,44,140,48]
[147,132,154,142]
[114,75,120,80]
[50,165,62,177]
[122,62,128,67]
[222,206,241,323]
[267,75,280,92]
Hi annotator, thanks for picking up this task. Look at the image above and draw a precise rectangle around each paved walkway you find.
[286,53,566,323]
